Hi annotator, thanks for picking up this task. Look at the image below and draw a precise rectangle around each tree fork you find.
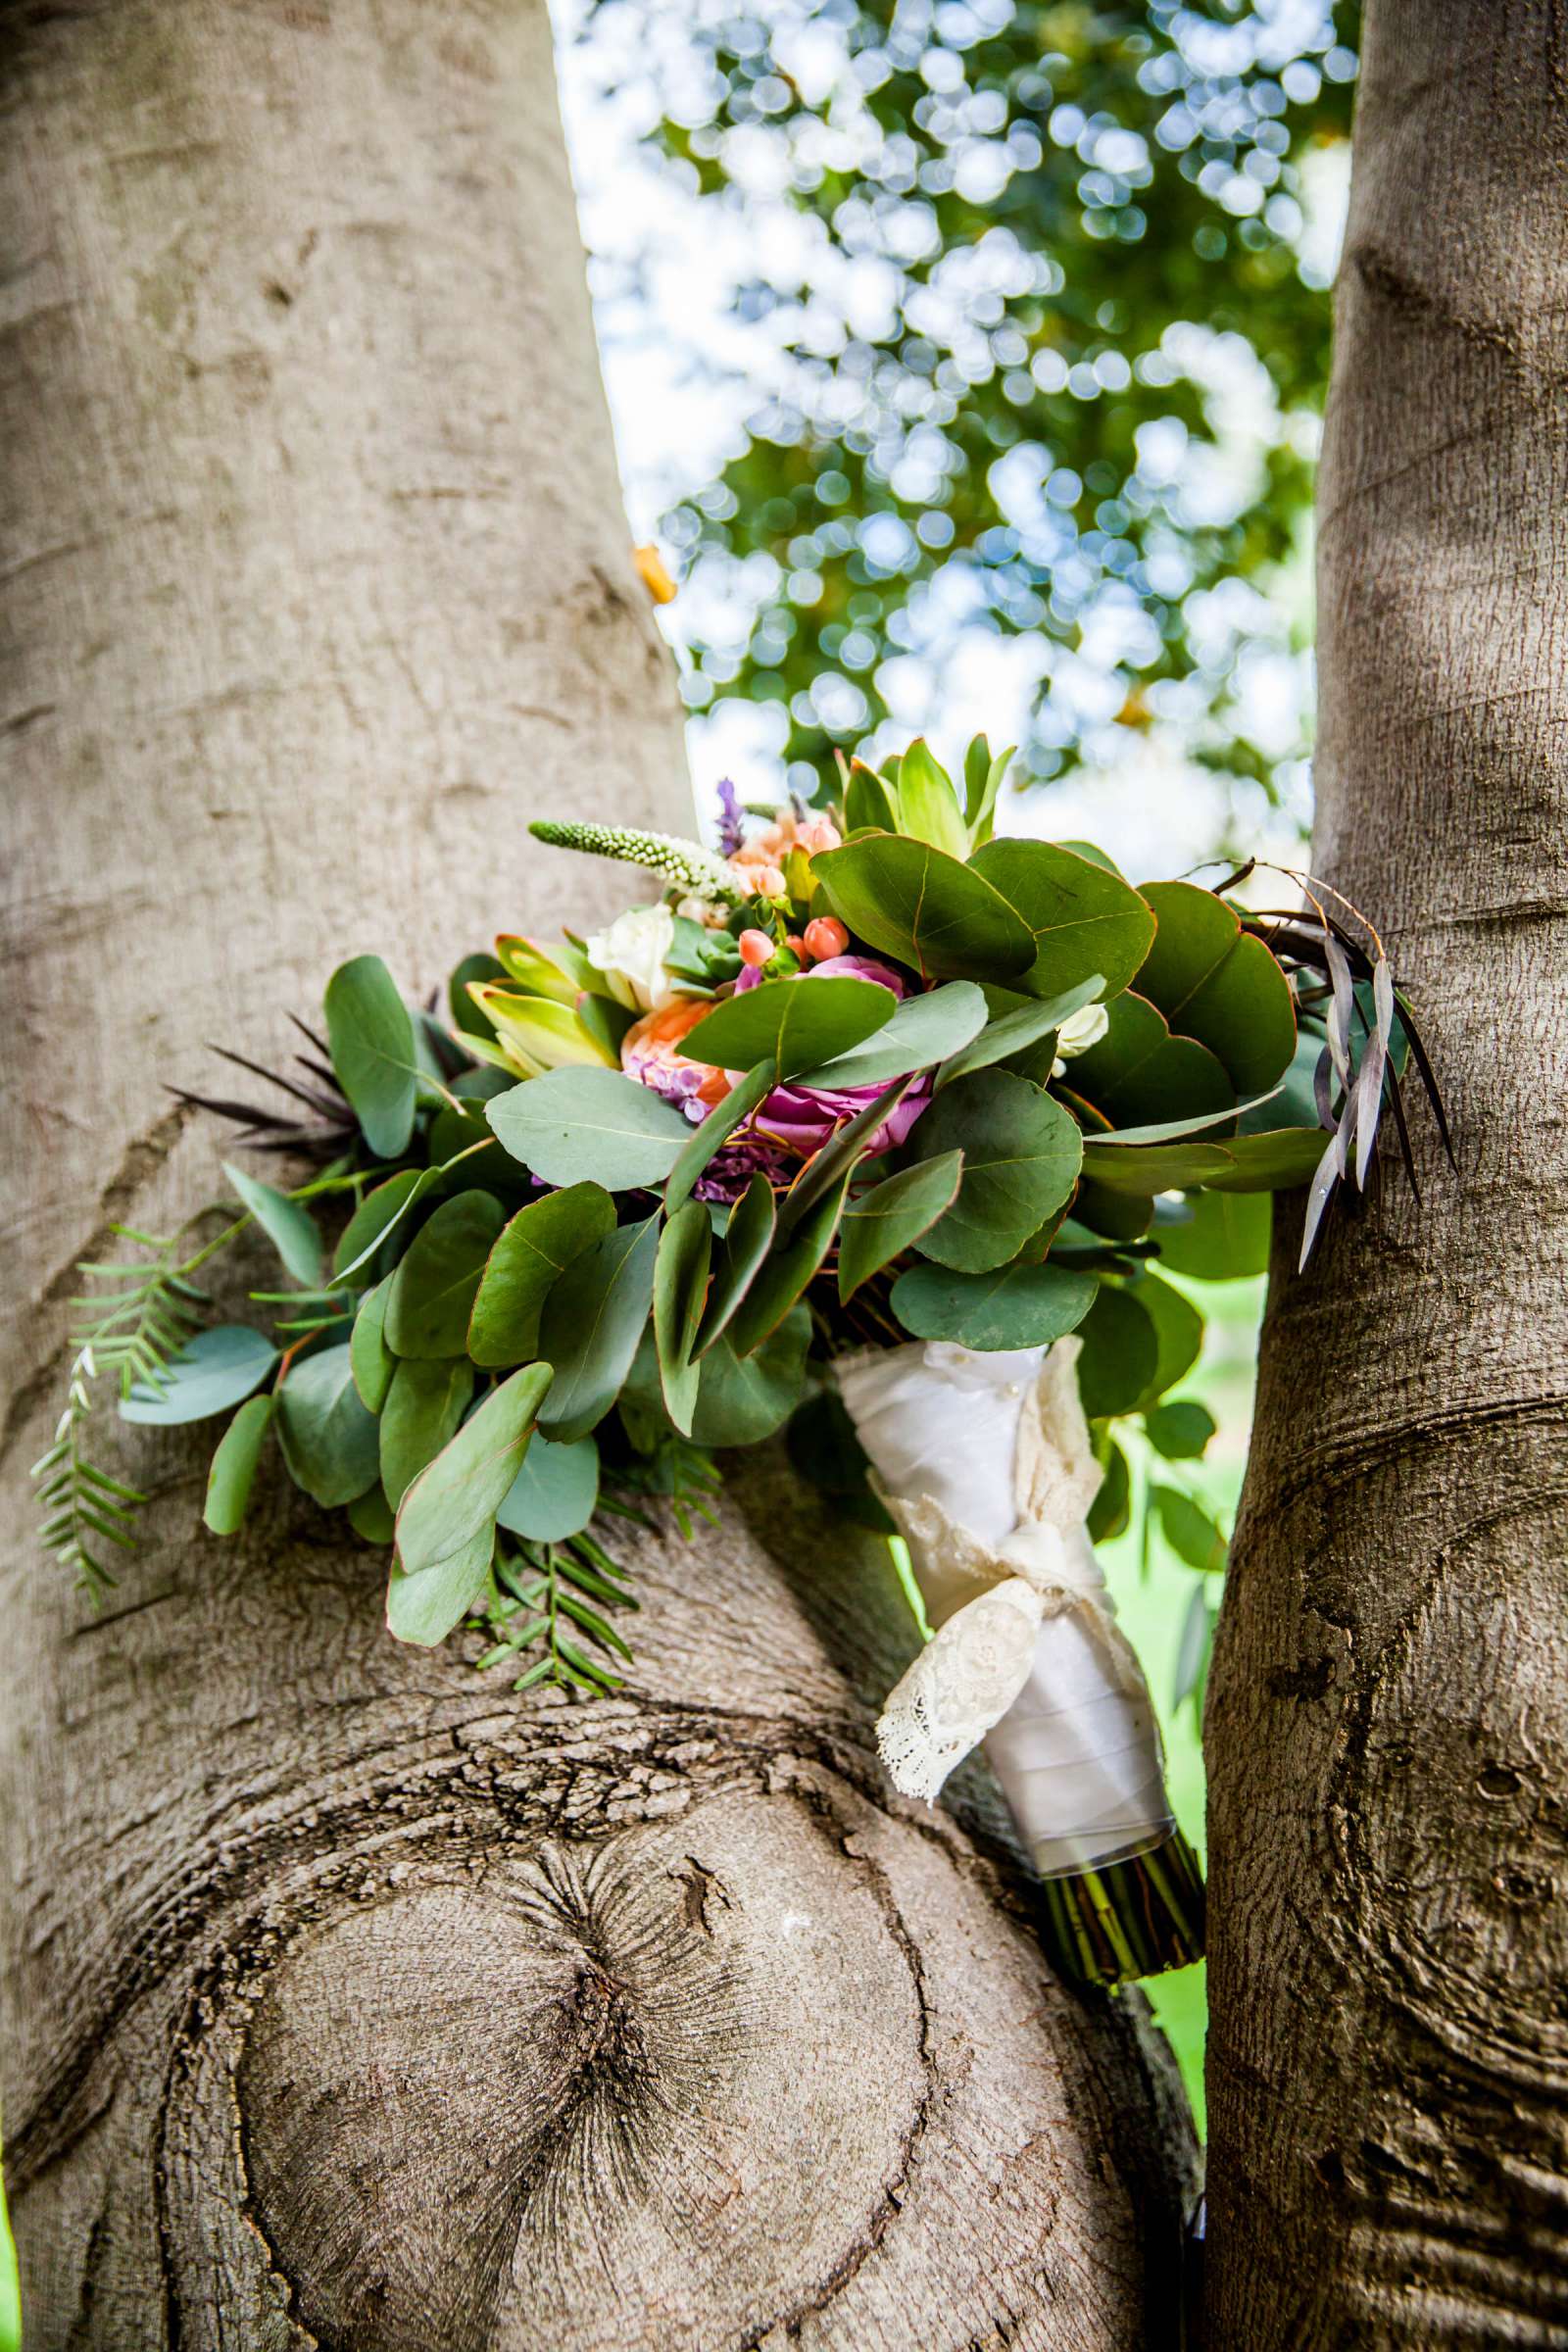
[0,5,1192,2343]
[1207,5,1568,2342]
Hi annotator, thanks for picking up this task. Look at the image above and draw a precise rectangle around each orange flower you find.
[621,997,732,1111]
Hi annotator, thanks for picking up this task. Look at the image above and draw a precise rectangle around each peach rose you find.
[620,997,732,1119]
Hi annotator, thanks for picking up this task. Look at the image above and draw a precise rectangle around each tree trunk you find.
[1206,4,1568,2342]
[0,6,1194,2344]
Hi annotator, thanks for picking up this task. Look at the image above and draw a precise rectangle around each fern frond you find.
[68,1225,209,1399]
[31,1352,149,1600]
[473,1533,641,1694]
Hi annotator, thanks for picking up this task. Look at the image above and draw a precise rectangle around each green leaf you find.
[467,1183,617,1367]
[688,1305,811,1446]
[891,1257,1098,1349]
[1070,1180,1155,1246]
[448,951,509,1036]
[379,1356,476,1509]
[331,1168,426,1283]
[1144,1401,1217,1460]
[654,1198,711,1435]
[222,1162,323,1287]
[962,733,993,828]
[1079,1140,1241,1197]
[781,1078,912,1233]
[203,1395,275,1535]
[811,834,1035,983]
[728,1171,850,1354]
[1067,991,1235,1131]
[497,1432,600,1543]
[273,1342,380,1505]
[961,735,1012,844]
[347,1484,396,1544]
[837,1152,963,1301]
[694,1172,776,1355]
[1129,1270,1204,1407]
[349,1274,396,1411]
[487,1067,693,1191]
[1173,1582,1215,1712]
[1152,1485,1229,1574]
[932,977,1104,1092]
[1085,1128,1327,1199]
[1074,1285,1160,1420]
[492,935,584,1004]
[682,974,896,1079]
[1201,1129,1329,1194]
[388,1363,553,1644]
[537,1214,661,1442]
[121,1325,279,1426]
[384,1190,505,1359]
[663,1058,776,1212]
[1087,1437,1130,1544]
[896,739,968,858]
[796,981,987,1090]
[1154,1189,1271,1281]
[470,986,618,1074]
[967,839,1155,1002]
[1135,882,1298,1094]
[904,1069,1083,1272]
[324,954,418,1157]
[845,760,898,833]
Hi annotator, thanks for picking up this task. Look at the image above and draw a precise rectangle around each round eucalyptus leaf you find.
[890,1258,1098,1350]
[202,1395,275,1536]
[380,1356,476,1510]
[689,1305,812,1447]
[487,1068,693,1192]
[497,1433,600,1543]
[682,974,897,1080]
[273,1342,380,1506]
[1074,1285,1160,1420]
[1135,882,1297,1095]
[121,1324,279,1427]
[905,1069,1083,1272]
[798,981,987,1091]
[968,838,1155,1003]
[389,1363,553,1645]
[223,1161,323,1288]
[384,1190,505,1359]
[324,954,417,1158]
[811,835,1035,983]
[467,1183,617,1369]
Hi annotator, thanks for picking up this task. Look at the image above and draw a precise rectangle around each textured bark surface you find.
[1206,5,1568,2344]
[0,5,1194,2345]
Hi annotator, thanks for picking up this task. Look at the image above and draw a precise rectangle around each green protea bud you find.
[529,819,741,903]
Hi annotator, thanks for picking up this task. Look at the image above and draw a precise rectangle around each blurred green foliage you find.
[1102,1264,1265,2128]
[623,0,1355,808]
[0,2153,16,2352]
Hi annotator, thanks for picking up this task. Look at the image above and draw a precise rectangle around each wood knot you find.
[196,1788,928,2350]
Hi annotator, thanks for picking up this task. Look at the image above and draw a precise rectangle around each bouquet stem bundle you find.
[1036,1826,1206,1989]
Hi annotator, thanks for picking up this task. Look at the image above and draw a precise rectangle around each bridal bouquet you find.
[38,739,1443,1984]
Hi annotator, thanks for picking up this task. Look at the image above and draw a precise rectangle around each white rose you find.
[585,903,677,1011]
[1051,999,1109,1076]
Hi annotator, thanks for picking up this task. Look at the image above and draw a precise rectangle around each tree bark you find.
[1207,4,1568,2342]
[0,5,1194,2344]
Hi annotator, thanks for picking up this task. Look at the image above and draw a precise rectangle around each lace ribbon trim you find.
[873,1339,1154,1813]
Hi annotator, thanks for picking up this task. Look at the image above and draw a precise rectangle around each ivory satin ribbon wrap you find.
[836,1336,1175,1879]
